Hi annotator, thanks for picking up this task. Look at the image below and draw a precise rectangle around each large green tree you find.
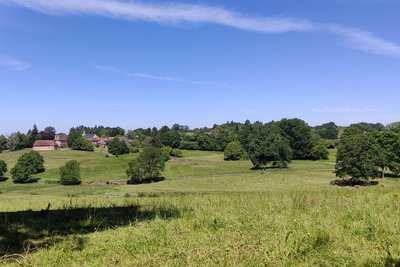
[67,131,82,148]
[126,147,165,184]
[160,130,181,148]
[224,141,244,161]
[278,118,316,159]
[369,130,400,178]
[335,132,381,180]
[246,124,293,168]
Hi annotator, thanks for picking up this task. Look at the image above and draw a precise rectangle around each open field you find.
[1,149,400,266]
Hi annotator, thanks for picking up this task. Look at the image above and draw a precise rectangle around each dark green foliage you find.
[126,147,165,184]
[310,144,329,160]
[369,130,400,178]
[196,134,218,151]
[170,148,183,157]
[179,141,199,150]
[60,160,81,185]
[315,122,339,140]
[335,132,381,180]
[129,147,140,153]
[67,131,82,148]
[350,122,385,132]
[161,131,181,148]
[0,160,7,178]
[224,141,244,161]
[278,118,317,159]
[107,138,129,156]
[0,135,7,153]
[40,126,56,140]
[247,124,293,168]
[71,137,94,151]
[11,151,45,183]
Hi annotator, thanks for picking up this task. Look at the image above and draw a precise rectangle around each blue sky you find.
[0,0,399,134]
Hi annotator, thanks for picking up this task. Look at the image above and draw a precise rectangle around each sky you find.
[0,0,399,135]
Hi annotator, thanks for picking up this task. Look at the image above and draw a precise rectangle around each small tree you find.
[60,160,81,185]
[0,160,7,179]
[107,138,129,156]
[71,137,94,151]
[11,151,45,183]
[224,141,244,161]
[0,135,8,153]
[126,147,165,184]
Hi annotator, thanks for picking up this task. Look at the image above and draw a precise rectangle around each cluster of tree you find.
[239,119,329,168]
[67,131,94,151]
[70,125,126,137]
[0,125,58,152]
[335,126,400,180]
[314,122,339,140]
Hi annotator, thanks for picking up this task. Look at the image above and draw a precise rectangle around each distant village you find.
[32,132,132,151]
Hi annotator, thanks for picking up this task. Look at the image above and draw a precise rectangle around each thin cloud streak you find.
[93,65,237,89]
[2,0,400,57]
[0,55,30,71]
[326,25,400,57]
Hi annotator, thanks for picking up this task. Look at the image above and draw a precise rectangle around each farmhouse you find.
[33,140,56,151]
[54,133,68,148]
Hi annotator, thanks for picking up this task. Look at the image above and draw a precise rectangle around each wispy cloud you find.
[2,0,400,58]
[94,65,236,89]
[0,55,30,71]
[326,25,400,57]
[311,107,380,113]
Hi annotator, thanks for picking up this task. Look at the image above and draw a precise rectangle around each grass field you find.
[1,149,400,266]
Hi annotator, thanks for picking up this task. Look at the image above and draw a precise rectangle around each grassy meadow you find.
[1,149,400,266]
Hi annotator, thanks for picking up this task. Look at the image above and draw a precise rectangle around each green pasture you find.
[0,149,399,266]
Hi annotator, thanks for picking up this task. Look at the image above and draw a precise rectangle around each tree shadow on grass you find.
[0,204,181,257]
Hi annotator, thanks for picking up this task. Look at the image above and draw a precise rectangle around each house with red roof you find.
[33,140,56,151]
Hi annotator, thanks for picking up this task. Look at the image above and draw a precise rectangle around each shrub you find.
[107,138,129,156]
[60,160,81,185]
[310,144,329,160]
[11,151,45,183]
[170,148,183,157]
[0,160,7,178]
[161,146,172,161]
[129,146,140,153]
[224,141,244,161]
[126,147,165,184]
[179,141,199,150]
[71,137,94,151]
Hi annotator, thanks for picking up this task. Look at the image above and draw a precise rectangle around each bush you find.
[107,138,129,156]
[0,160,7,178]
[310,144,329,160]
[170,148,183,157]
[161,146,172,161]
[179,141,199,150]
[224,141,244,161]
[129,146,140,153]
[126,147,165,184]
[71,137,94,151]
[60,160,81,185]
[11,151,45,183]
